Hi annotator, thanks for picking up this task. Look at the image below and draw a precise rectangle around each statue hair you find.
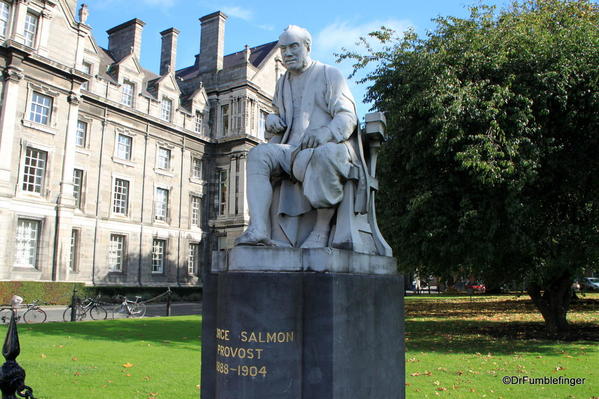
[281,25,312,49]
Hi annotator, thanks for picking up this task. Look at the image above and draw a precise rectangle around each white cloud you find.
[221,6,253,21]
[143,0,176,6]
[312,19,412,117]
[257,24,275,31]
[316,18,411,56]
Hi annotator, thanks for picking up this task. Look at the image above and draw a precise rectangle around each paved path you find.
[7,302,202,324]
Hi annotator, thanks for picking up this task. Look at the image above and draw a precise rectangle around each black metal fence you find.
[0,310,36,398]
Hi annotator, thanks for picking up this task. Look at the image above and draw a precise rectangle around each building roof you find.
[175,41,279,81]
[222,41,278,69]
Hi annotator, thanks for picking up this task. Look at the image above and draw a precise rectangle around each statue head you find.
[278,25,312,74]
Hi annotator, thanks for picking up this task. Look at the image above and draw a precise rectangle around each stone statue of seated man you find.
[235,25,368,249]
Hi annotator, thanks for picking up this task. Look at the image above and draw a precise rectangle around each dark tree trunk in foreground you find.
[527,273,573,336]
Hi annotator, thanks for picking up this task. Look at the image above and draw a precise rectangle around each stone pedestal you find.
[201,248,404,399]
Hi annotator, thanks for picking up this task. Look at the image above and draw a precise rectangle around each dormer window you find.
[0,2,11,38]
[81,62,92,91]
[195,111,203,134]
[23,12,38,47]
[161,97,172,121]
[121,81,134,107]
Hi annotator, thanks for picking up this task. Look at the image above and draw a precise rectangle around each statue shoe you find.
[300,231,330,249]
[235,228,274,246]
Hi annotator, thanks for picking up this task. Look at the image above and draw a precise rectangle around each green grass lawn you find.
[405,294,599,399]
[3,295,598,399]
[13,316,202,399]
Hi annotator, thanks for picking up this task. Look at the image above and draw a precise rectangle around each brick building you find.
[0,1,283,287]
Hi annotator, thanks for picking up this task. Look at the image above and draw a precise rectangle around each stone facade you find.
[0,0,283,287]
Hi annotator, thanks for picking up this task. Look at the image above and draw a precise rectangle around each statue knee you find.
[312,143,349,167]
[248,144,279,174]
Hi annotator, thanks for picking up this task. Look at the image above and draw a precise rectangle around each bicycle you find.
[112,295,146,319]
[0,300,47,324]
[63,295,108,322]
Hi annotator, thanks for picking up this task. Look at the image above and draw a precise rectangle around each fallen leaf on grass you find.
[72,357,78,361]
[40,354,47,359]
[122,362,134,368]
[74,372,81,376]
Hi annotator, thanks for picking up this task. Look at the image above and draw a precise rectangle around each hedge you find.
[0,282,95,305]
[0,282,203,305]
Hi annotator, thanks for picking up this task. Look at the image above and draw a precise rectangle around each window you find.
[157,147,170,170]
[23,12,38,47]
[235,158,240,215]
[191,195,201,227]
[154,188,169,222]
[221,104,229,136]
[232,98,242,133]
[259,110,269,140]
[112,178,129,215]
[249,99,256,133]
[15,218,40,268]
[192,157,202,179]
[116,134,132,160]
[73,169,83,209]
[188,243,199,275]
[195,111,203,134]
[69,229,80,272]
[29,92,53,125]
[121,81,134,106]
[0,2,10,38]
[76,120,87,147]
[108,234,125,272]
[218,169,227,216]
[152,239,166,274]
[22,147,47,193]
[81,62,92,90]
[160,97,172,121]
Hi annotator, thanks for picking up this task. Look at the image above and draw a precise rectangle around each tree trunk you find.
[527,272,573,336]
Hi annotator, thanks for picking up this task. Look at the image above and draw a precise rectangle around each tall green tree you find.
[340,0,599,334]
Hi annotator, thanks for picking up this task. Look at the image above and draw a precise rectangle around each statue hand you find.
[300,127,334,150]
[265,114,286,134]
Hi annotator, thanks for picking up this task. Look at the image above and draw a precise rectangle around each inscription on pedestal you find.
[215,327,296,380]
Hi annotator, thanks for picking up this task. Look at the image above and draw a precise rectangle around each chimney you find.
[160,28,180,75]
[107,18,145,62]
[198,11,227,73]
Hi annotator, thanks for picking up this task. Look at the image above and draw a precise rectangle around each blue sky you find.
[81,0,512,116]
